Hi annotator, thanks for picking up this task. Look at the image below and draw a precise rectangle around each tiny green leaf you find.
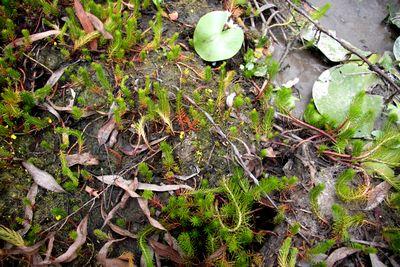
[193,11,244,62]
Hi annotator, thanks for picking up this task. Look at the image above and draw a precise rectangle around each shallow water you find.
[276,0,396,116]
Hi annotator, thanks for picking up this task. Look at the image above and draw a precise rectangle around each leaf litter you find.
[22,162,65,193]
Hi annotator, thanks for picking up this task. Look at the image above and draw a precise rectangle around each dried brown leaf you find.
[205,245,226,264]
[365,181,391,211]
[119,136,168,156]
[66,152,99,167]
[149,239,184,264]
[168,11,179,21]
[369,254,387,267]
[95,175,193,192]
[86,12,113,39]
[42,102,62,123]
[103,180,136,227]
[85,186,99,197]
[3,232,55,256]
[44,233,55,262]
[108,129,119,148]
[137,183,193,192]
[97,238,130,267]
[137,198,166,231]
[115,178,141,198]
[54,215,89,263]
[118,252,135,267]
[73,0,97,50]
[100,203,137,239]
[6,30,60,49]
[19,183,38,236]
[164,233,184,256]
[46,66,68,87]
[326,247,359,267]
[98,118,117,146]
[22,162,65,193]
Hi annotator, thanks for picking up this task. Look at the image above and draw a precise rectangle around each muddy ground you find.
[1,0,400,266]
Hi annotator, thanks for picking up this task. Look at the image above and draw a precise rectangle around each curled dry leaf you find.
[22,162,65,193]
[205,245,227,264]
[369,253,387,267]
[137,183,193,192]
[149,239,184,264]
[85,185,99,197]
[326,247,359,267]
[115,178,141,198]
[100,205,137,239]
[168,11,179,21]
[226,92,236,108]
[19,183,38,236]
[46,66,68,87]
[54,215,89,263]
[86,12,113,39]
[365,181,392,211]
[98,118,117,146]
[119,136,168,156]
[103,179,137,226]
[66,152,99,167]
[97,238,130,267]
[42,102,62,123]
[73,0,97,50]
[108,129,119,148]
[6,30,60,49]
[137,198,166,231]
[1,232,55,256]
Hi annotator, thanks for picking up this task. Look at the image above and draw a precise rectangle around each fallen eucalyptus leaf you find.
[326,247,359,267]
[54,215,89,263]
[119,136,168,156]
[86,12,113,39]
[73,0,97,50]
[1,232,54,256]
[370,253,387,267]
[66,152,99,167]
[100,205,137,239]
[365,181,392,211]
[149,239,184,264]
[103,179,138,227]
[85,186,99,197]
[137,198,166,231]
[98,118,117,146]
[46,66,68,87]
[108,129,119,148]
[22,162,65,193]
[193,11,244,61]
[6,30,60,49]
[19,183,38,236]
[97,238,130,267]
[95,175,193,192]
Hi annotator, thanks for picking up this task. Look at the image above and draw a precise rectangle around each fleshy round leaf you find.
[193,11,244,62]
[312,62,383,137]
[393,36,400,61]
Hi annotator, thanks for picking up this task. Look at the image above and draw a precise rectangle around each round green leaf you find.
[393,36,400,61]
[193,11,244,62]
[312,63,383,137]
